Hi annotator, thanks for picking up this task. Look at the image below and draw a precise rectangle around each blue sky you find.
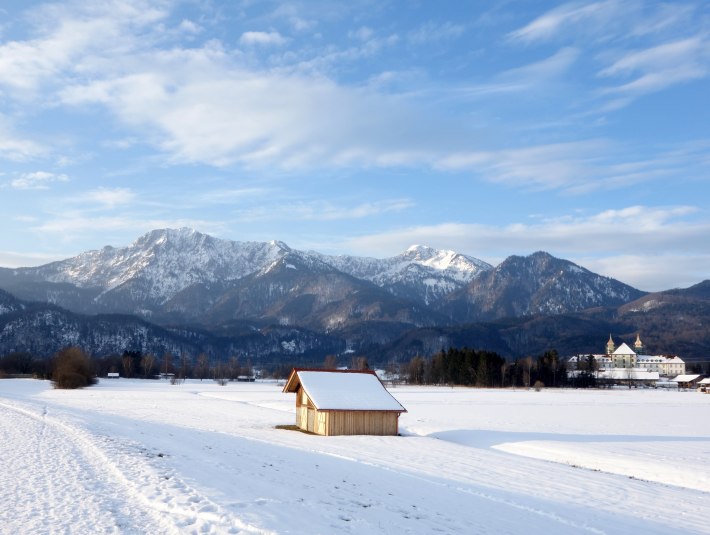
[0,0,708,291]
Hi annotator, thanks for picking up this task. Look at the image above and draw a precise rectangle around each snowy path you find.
[0,398,272,534]
[0,400,165,534]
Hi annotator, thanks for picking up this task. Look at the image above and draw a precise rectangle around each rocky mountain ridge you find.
[5,228,705,362]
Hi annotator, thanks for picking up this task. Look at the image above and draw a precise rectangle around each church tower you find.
[634,333,644,355]
[606,334,615,355]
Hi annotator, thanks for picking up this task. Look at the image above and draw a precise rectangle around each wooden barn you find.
[282,368,407,436]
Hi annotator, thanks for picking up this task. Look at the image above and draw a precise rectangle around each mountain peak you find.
[269,240,292,253]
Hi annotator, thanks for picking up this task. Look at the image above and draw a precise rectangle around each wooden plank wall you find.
[325,411,399,436]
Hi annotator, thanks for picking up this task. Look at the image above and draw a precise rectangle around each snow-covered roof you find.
[283,369,406,412]
[698,378,710,385]
[612,343,636,356]
[672,374,703,382]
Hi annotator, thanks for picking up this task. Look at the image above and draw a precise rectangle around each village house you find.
[282,368,407,436]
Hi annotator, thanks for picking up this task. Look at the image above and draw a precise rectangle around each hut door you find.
[307,408,315,432]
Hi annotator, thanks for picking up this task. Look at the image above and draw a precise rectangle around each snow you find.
[1,380,708,534]
[292,371,406,411]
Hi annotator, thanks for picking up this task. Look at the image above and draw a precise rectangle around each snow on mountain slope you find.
[20,229,289,303]
[442,251,645,321]
[14,230,490,307]
[314,244,492,303]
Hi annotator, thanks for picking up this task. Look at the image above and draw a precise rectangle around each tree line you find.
[0,348,257,388]
[403,348,570,388]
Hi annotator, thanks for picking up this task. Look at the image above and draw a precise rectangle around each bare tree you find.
[351,356,369,370]
[161,352,173,376]
[141,354,156,378]
[195,353,209,381]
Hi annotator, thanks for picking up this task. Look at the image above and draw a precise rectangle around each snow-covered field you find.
[1,379,708,534]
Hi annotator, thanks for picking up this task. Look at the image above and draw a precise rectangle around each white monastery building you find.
[568,334,686,378]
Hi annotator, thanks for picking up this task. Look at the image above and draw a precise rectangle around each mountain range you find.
[0,228,707,364]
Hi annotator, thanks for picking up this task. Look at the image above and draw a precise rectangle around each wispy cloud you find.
[0,116,46,161]
[32,213,224,241]
[408,21,465,44]
[78,187,136,208]
[599,36,710,96]
[235,198,414,222]
[239,31,287,46]
[436,139,710,194]
[10,171,69,189]
[199,187,272,205]
[508,1,624,43]
[0,0,167,95]
[0,250,69,268]
[58,50,463,170]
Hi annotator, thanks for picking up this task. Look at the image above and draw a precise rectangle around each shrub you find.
[533,380,545,392]
[52,347,97,389]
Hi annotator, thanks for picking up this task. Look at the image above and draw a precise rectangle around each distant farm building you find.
[282,369,406,436]
[672,374,705,389]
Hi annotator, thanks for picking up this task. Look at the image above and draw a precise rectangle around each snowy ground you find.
[1,379,708,534]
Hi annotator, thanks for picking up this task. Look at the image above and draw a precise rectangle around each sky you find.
[0,0,708,292]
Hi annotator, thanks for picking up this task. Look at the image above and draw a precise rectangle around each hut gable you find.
[282,369,406,436]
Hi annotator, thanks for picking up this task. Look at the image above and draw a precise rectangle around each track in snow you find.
[0,400,270,535]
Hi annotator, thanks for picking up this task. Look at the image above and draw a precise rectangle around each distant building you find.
[568,334,686,380]
[672,374,704,389]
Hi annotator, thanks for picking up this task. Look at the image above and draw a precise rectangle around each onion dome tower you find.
[634,333,644,355]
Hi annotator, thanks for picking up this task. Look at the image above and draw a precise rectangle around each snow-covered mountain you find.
[313,245,491,304]
[440,251,645,321]
[8,230,710,362]
[19,228,289,300]
[0,229,483,325]
[0,229,648,336]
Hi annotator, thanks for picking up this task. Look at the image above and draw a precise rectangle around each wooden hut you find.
[282,368,407,436]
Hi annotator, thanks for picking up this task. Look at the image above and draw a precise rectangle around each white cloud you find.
[239,31,287,46]
[79,187,136,208]
[197,187,272,205]
[0,116,46,161]
[349,27,374,41]
[435,139,710,194]
[599,36,710,96]
[581,254,710,293]
[0,250,68,268]
[32,214,224,241]
[58,48,464,170]
[502,47,579,80]
[408,22,465,44]
[0,134,45,162]
[436,140,609,191]
[508,1,623,43]
[235,198,414,222]
[10,171,69,189]
[0,0,168,95]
